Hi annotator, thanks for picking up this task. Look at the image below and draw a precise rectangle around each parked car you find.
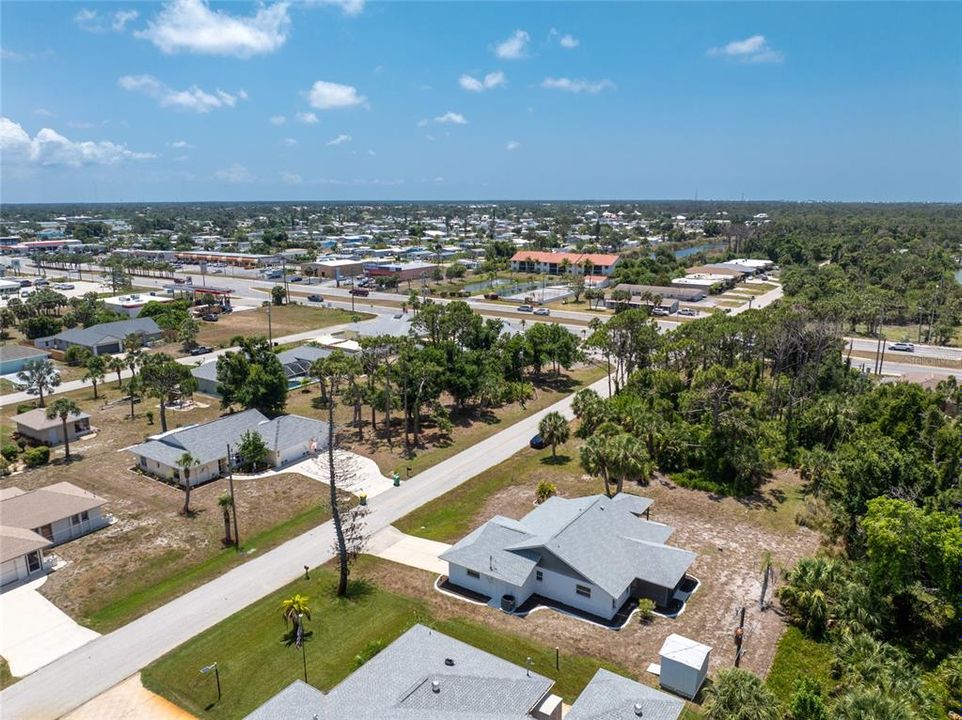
[173,277,187,284]
[18,279,32,287]
[651,307,670,316]
[289,275,303,283]
[678,308,696,317]
[34,279,50,287]
[533,307,550,316]
[306,294,323,302]
[189,345,213,356]
[529,434,546,450]
[393,313,404,319]
[201,314,219,322]
[210,268,224,274]
[516,305,534,312]
[20,290,31,297]
[54,283,75,290]
[350,288,369,296]
[888,342,915,352]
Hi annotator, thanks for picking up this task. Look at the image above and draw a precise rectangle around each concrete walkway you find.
[63,674,196,720]
[0,576,100,677]
[0,373,611,720]
[368,526,450,575]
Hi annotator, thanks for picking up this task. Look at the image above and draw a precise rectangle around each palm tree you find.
[218,494,234,545]
[16,359,61,408]
[704,667,778,720]
[280,593,312,629]
[107,356,126,388]
[830,687,914,720]
[45,398,83,460]
[607,432,650,494]
[176,451,200,515]
[538,411,569,458]
[84,355,106,400]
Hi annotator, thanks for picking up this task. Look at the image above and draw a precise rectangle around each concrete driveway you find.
[0,576,100,677]
[237,451,395,498]
[369,526,450,575]
[63,674,196,720]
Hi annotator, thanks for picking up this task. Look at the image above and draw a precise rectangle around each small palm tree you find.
[607,432,650,494]
[538,411,569,458]
[16,359,61,408]
[84,355,106,400]
[218,494,234,545]
[45,398,82,460]
[280,593,312,629]
[107,356,126,388]
[176,451,200,515]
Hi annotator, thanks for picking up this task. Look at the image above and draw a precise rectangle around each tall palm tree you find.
[176,452,200,515]
[16,359,61,408]
[84,355,107,400]
[45,398,82,460]
[107,356,126,388]
[607,432,650,494]
[538,411,570,459]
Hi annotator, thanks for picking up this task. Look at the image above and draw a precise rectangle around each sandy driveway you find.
[63,673,196,720]
[0,576,100,677]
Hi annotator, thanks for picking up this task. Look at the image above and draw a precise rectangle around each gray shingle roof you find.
[565,669,685,720]
[244,624,553,720]
[49,318,160,348]
[442,495,694,597]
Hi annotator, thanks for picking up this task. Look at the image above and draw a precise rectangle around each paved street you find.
[0,374,610,720]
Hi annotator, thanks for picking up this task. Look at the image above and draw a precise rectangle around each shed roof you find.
[659,634,711,669]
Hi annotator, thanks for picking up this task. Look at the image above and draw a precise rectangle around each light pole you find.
[200,663,221,703]
[267,301,273,344]
[298,613,308,682]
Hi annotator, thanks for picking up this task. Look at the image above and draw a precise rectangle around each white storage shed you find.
[658,633,711,699]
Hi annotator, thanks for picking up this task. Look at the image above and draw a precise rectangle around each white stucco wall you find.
[659,655,709,699]
[46,507,106,545]
[138,456,221,486]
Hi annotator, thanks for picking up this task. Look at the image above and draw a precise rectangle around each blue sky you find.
[2,1,960,203]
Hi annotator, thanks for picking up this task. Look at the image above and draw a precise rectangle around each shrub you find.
[16,403,36,414]
[638,598,656,623]
[146,410,154,425]
[0,457,9,476]
[64,345,93,366]
[536,480,557,503]
[0,444,18,462]
[23,446,50,468]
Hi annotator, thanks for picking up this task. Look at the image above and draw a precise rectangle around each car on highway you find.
[210,268,224,274]
[350,288,369,296]
[533,307,550,316]
[678,308,697,316]
[18,279,32,287]
[651,307,670,316]
[289,275,303,283]
[307,294,324,302]
[529,434,546,450]
[888,342,915,353]
[54,283,75,290]
[516,304,534,312]
[189,345,213,356]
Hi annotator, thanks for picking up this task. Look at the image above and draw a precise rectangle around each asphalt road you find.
[0,374,611,720]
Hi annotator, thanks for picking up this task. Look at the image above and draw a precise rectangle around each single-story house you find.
[659,634,712,699]
[0,525,50,587]
[441,494,695,622]
[510,251,621,277]
[0,482,108,546]
[34,317,162,355]
[13,407,93,446]
[245,624,684,720]
[189,360,220,397]
[0,345,50,375]
[191,344,332,396]
[128,409,330,486]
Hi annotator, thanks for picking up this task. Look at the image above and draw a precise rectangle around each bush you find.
[0,457,9,477]
[637,598,656,623]
[64,345,93,366]
[145,410,154,425]
[23,446,50,468]
[536,480,557,503]
[17,403,36,414]
[0,444,18,462]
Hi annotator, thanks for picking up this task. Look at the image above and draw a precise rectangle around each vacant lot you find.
[1,382,332,633]
[396,436,821,686]
[286,363,608,478]
[141,563,642,720]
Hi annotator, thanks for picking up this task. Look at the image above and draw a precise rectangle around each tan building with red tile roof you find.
[510,251,621,276]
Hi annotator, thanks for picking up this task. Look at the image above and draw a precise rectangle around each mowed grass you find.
[85,503,331,633]
[765,626,835,709]
[142,564,630,719]
[196,305,371,348]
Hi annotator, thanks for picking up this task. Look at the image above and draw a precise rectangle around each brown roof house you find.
[13,407,93,447]
[0,483,108,587]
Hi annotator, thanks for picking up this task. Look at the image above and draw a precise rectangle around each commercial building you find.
[301,258,366,281]
[365,261,439,282]
[509,251,621,277]
[102,292,173,318]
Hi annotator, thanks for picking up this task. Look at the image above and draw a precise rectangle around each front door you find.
[26,551,41,573]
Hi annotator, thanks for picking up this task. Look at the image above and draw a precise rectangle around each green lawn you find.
[765,626,835,709]
[85,504,331,633]
[142,563,631,719]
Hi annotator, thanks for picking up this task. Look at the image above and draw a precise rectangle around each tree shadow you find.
[540,454,572,466]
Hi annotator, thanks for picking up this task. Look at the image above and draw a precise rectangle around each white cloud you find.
[296,111,319,124]
[136,0,290,58]
[215,163,255,183]
[170,140,193,148]
[74,8,140,33]
[282,137,297,146]
[269,115,287,125]
[0,116,153,167]
[309,0,365,16]
[559,34,579,49]
[306,80,366,110]
[1,47,54,62]
[416,118,429,128]
[434,111,467,125]
[505,140,520,151]
[494,30,529,59]
[458,71,505,92]
[280,171,302,184]
[707,34,783,64]
[367,149,376,156]
[541,77,614,94]
[119,74,246,113]
[326,133,352,146]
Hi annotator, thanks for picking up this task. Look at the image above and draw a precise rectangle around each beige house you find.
[13,408,93,447]
[0,525,50,587]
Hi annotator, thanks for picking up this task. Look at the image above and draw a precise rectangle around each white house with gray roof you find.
[245,624,685,720]
[127,409,330,486]
[440,494,695,622]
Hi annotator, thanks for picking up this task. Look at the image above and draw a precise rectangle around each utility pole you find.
[267,302,273,345]
[226,443,240,549]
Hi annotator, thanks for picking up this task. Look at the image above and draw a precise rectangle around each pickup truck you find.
[350,288,370,296]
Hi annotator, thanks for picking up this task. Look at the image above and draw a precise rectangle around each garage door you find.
[1,559,22,587]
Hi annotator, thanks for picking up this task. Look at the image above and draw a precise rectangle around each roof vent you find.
[444,658,455,666]
[432,681,441,694]
[634,703,644,716]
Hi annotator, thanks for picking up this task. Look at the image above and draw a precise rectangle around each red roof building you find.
[510,251,621,276]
